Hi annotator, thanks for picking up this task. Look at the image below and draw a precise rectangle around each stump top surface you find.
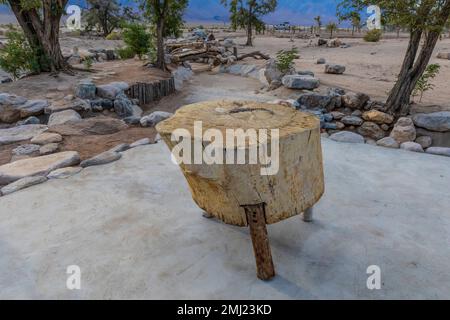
[157,100,319,138]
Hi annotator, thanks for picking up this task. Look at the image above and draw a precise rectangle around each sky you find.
[0,0,342,25]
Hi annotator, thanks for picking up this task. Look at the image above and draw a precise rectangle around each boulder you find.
[327,38,342,48]
[264,59,291,84]
[400,142,424,153]
[297,70,315,77]
[80,151,122,168]
[357,122,386,140]
[123,116,141,125]
[281,75,320,90]
[1,176,47,196]
[91,99,114,110]
[17,100,49,118]
[437,52,450,60]
[331,111,345,120]
[223,38,236,48]
[31,132,62,145]
[316,58,326,64]
[342,92,370,109]
[47,167,83,179]
[74,79,96,100]
[341,116,363,126]
[17,116,40,126]
[0,125,48,146]
[376,137,399,149]
[362,110,394,124]
[48,110,82,126]
[426,147,450,157]
[0,93,27,106]
[412,112,450,132]
[325,64,346,74]
[140,111,173,127]
[0,75,12,84]
[96,82,129,99]
[415,136,432,149]
[12,144,40,156]
[0,151,80,184]
[318,39,328,46]
[109,143,130,153]
[330,131,365,144]
[49,118,127,136]
[390,117,416,144]
[114,97,134,118]
[297,93,341,111]
[39,143,59,155]
[0,105,21,123]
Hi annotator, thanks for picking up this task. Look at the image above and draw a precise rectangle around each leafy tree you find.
[351,12,361,35]
[314,15,322,33]
[141,0,189,70]
[0,0,69,73]
[122,23,153,59]
[221,0,278,46]
[337,0,450,117]
[84,0,122,37]
[326,22,338,38]
[412,63,441,102]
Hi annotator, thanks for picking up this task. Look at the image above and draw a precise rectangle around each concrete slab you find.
[0,140,449,299]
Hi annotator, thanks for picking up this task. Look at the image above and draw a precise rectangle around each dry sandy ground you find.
[236,36,450,107]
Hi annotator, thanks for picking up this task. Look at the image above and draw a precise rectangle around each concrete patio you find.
[0,139,449,299]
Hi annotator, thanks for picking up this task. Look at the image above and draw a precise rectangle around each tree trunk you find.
[246,23,253,46]
[156,19,166,70]
[8,0,68,73]
[385,30,440,116]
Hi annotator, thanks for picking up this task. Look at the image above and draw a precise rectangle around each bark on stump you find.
[156,100,325,280]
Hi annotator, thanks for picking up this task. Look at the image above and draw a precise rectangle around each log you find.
[156,100,325,227]
[237,51,270,61]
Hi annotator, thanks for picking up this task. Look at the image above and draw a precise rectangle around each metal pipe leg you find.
[303,207,314,222]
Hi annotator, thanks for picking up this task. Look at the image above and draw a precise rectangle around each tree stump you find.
[156,100,325,280]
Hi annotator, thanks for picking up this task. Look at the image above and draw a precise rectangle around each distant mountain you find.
[1,0,342,25]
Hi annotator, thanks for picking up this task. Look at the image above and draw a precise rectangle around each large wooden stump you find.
[156,100,325,280]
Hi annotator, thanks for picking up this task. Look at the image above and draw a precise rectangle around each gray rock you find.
[80,151,122,168]
[96,82,129,99]
[267,80,282,91]
[415,136,433,149]
[264,59,286,84]
[109,143,130,153]
[114,97,134,118]
[31,132,62,145]
[17,100,49,117]
[426,147,450,157]
[377,137,399,149]
[48,110,82,126]
[12,144,40,156]
[317,58,326,64]
[45,98,91,114]
[323,122,338,130]
[390,117,416,144]
[412,112,450,132]
[91,99,114,110]
[47,167,83,179]
[330,131,365,144]
[39,143,59,155]
[437,52,450,60]
[1,176,47,196]
[331,111,345,120]
[140,111,173,127]
[325,64,346,74]
[0,93,27,106]
[297,70,315,77]
[282,75,320,90]
[0,125,48,146]
[130,138,151,148]
[297,93,340,111]
[0,151,80,184]
[75,79,96,100]
[357,122,386,140]
[342,92,370,109]
[341,116,364,126]
[0,75,12,83]
[172,67,194,90]
[123,116,141,125]
[223,38,236,48]
[17,116,40,126]
[400,142,424,153]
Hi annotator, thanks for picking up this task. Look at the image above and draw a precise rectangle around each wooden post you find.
[243,204,275,281]
[233,47,238,58]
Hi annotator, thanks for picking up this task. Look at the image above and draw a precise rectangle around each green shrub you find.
[413,64,441,102]
[0,29,40,79]
[106,31,122,40]
[83,56,94,70]
[276,47,299,74]
[122,23,153,60]
[364,29,382,42]
[116,46,136,60]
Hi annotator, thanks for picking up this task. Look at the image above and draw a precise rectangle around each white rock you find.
[376,137,399,149]
[1,176,47,196]
[48,110,82,126]
[0,125,48,146]
[31,132,62,145]
[426,147,450,157]
[0,151,81,184]
[140,111,173,127]
[400,142,424,153]
[330,131,365,144]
